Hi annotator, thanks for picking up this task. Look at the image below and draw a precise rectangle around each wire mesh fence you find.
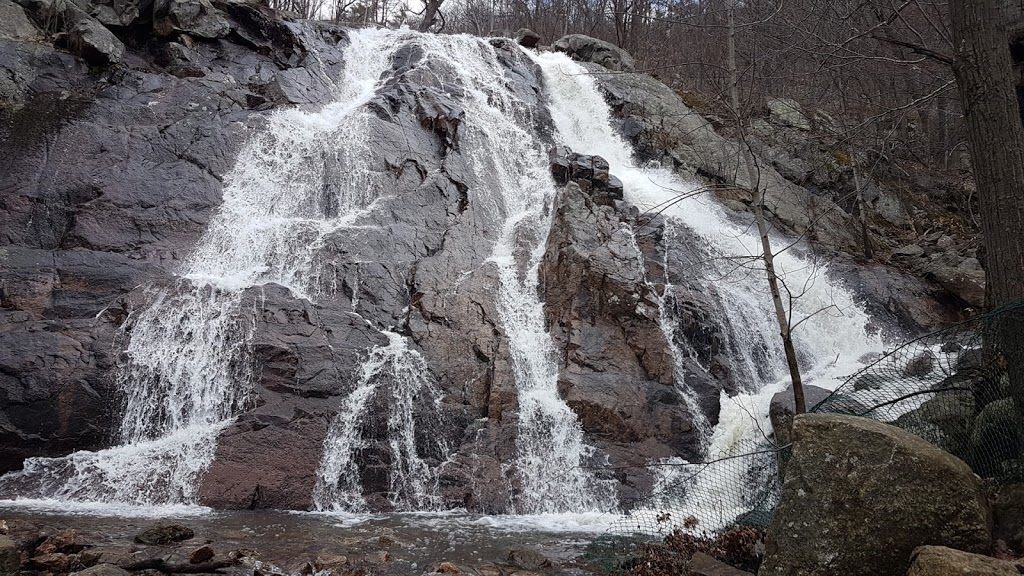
[589,301,1024,574]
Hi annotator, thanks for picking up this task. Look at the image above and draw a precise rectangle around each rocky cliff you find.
[0,2,977,513]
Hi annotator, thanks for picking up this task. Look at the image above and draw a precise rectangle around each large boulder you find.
[760,414,992,576]
[0,0,37,40]
[552,34,635,72]
[908,546,1017,576]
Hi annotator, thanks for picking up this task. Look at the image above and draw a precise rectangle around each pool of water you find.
[0,502,624,574]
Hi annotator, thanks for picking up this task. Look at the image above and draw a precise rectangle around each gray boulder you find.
[552,34,635,72]
[908,546,1017,576]
[66,15,124,65]
[761,414,992,576]
[766,97,810,131]
[514,27,540,48]
[767,384,833,448]
[0,0,37,40]
[14,0,125,65]
[153,0,231,38]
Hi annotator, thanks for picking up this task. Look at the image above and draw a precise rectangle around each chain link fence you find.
[586,301,1024,573]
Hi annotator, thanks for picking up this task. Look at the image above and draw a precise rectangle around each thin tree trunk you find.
[728,1,805,414]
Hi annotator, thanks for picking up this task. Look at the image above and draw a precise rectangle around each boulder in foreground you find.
[760,414,992,576]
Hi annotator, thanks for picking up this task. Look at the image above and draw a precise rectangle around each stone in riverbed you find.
[507,549,552,570]
[189,545,215,564]
[70,564,132,576]
[133,525,194,545]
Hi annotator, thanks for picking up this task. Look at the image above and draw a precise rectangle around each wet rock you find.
[904,352,936,377]
[506,549,551,570]
[548,146,623,206]
[515,28,540,48]
[133,525,194,545]
[70,564,132,576]
[552,34,635,71]
[585,61,859,252]
[0,536,17,576]
[761,414,992,576]
[540,179,699,493]
[908,546,1017,576]
[189,545,215,564]
[36,530,84,555]
[688,552,753,576]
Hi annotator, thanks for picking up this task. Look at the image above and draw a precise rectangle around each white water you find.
[531,51,887,531]
[0,27,403,509]
[314,331,446,512]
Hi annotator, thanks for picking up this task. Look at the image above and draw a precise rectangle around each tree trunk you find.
[419,0,442,30]
[950,0,1024,413]
[950,0,1024,308]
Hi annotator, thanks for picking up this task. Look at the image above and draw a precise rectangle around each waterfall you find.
[530,51,886,528]
[0,27,403,508]
[413,35,618,514]
[314,331,446,512]
[311,34,616,514]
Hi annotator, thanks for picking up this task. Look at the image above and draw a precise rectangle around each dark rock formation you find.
[541,149,700,503]
[133,525,193,545]
[761,414,992,576]
[0,0,349,476]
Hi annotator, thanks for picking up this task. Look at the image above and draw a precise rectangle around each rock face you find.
[908,546,1017,576]
[761,414,992,576]
[0,0,350,478]
[0,8,982,516]
[541,149,700,501]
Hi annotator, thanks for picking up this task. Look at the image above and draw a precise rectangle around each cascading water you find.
[314,331,446,512]
[311,33,617,514]
[0,27,403,509]
[530,51,887,528]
